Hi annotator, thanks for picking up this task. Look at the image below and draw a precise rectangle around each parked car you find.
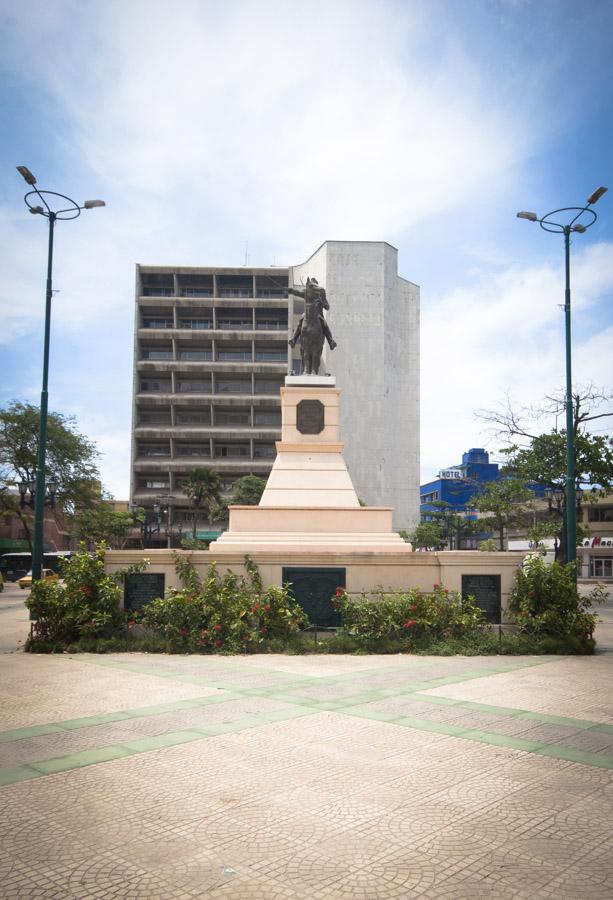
[17,569,59,590]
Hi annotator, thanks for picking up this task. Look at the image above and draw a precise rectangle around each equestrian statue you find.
[288,278,337,375]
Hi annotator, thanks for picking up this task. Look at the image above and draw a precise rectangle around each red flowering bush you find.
[140,555,307,653]
[332,584,485,646]
[26,545,147,648]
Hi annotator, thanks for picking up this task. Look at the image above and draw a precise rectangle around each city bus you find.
[0,551,76,582]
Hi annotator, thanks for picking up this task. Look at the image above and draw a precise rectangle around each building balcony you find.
[137,327,288,342]
[138,296,288,310]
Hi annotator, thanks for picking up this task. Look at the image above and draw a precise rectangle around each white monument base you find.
[209,378,411,554]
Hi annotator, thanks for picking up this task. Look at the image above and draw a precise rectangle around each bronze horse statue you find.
[288,278,336,375]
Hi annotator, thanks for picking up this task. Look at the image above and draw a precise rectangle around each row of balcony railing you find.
[140,348,287,362]
[141,288,288,298]
[137,408,281,427]
[141,319,288,330]
[138,377,284,395]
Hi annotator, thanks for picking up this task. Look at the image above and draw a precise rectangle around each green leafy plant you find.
[140,554,308,653]
[508,556,603,647]
[332,584,486,647]
[25,545,148,649]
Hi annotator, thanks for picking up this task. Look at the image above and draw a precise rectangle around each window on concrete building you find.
[216,378,251,394]
[143,318,173,329]
[138,410,171,424]
[255,347,287,361]
[217,317,252,330]
[141,348,173,359]
[215,444,250,458]
[215,409,251,426]
[253,443,276,458]
[254,410,281,426]
[140,380,171,392]
[590,557,613,577]
[175,410,211,425]
[218,347,252,361]
[142,287,173,297]
[140,479,170,490]
[179,318,212,330]
[175,444,211,457]
[588,506,613,522]
[139,444,170,457]
[182,288,213,297]
[178,380,211,393]
[254,378,283,395]
[178,348,212,360]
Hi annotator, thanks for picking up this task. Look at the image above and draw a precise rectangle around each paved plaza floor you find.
[1,583,612,898]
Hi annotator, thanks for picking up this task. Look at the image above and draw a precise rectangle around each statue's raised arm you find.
[287,277,337,374]
[287,286,306,299]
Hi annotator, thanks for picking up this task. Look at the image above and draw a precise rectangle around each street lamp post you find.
[16,166,105,582]
[517,186,607,569]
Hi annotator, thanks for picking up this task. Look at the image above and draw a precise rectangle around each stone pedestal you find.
[209,377,411,554]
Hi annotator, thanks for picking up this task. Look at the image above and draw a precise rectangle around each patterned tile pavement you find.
[0,585,612,897]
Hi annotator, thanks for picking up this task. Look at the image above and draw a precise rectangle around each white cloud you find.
[2,0,608,499]
[420,241,613,480]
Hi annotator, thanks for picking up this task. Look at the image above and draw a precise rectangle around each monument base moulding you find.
[208,376,411,554]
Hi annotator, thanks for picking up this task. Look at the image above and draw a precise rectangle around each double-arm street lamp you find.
[129,497,174,549]
[16,166,105,582]
[517,186,607,569]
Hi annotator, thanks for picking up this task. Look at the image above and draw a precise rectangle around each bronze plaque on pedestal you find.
[296,399,325,434]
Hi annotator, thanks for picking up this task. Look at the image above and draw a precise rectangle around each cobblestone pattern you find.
[0,651,611,897]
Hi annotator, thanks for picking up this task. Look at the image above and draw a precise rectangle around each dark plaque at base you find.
[124,573,165,612]
[461,574,501,623]
[296,399,325,435]
[282,567,345,627]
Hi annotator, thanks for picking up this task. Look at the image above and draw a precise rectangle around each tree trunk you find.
[16,508,33,553]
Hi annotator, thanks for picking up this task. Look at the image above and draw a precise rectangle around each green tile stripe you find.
[63,653,613,736]
[344,708,613,770]
[0,693,246,744]
[0,706,317,787]
[409,693,613,734]
[2,652,610,787]
[70,656,316,693]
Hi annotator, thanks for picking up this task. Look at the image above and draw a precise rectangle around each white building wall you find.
[291,241,420,530]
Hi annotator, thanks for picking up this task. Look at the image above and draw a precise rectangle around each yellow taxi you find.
[18,569,59,590]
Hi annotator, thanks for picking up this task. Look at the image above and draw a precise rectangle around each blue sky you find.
[1,0,612,499]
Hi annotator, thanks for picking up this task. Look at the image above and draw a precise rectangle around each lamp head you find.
[16,165,37,185]
[83,199,106,209]
[29,206,44,215]
[517,211,538,222]
[587,186,607,205]
[572,224,586,233]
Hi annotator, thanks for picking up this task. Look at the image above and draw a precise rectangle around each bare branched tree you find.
[476,385,613,445]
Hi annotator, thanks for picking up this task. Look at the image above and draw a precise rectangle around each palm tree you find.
[183,468,223,539]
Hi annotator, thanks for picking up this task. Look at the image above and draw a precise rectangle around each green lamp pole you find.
[517,186,607,570]
[16,166,105,582]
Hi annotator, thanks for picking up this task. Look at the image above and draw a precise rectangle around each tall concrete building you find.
[130,241,419,541]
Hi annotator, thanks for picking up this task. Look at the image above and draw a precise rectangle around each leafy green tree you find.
[427,501,477,550]
[183,467,223,538]
[479,388,613,562]
[407,521,445,550]
[0,401,100,551]
[75,503,138,549]
[230,475,267,506]
[473,479,535,551]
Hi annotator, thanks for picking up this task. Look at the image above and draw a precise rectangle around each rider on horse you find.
[287,278,337,350]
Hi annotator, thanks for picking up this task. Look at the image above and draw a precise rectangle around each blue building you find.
[420,448,500,519]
